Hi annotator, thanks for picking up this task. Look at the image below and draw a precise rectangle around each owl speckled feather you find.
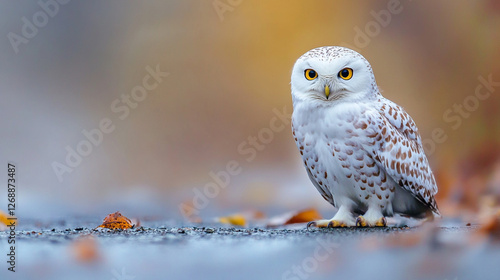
[291,46,440,227]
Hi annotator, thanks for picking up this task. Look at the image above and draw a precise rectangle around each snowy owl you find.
[291,46,440,227]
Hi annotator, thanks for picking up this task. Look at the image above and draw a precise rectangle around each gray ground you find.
[0,219,499,280]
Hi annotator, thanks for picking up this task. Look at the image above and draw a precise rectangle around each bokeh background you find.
[0,0,499,221]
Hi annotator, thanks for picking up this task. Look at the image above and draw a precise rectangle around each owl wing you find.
[366,99,440,215]
[305,167,335,206]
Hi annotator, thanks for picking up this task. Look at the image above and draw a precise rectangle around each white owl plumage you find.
[291,46,440,227]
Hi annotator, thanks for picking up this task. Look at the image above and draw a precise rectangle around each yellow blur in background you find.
[1,0,499,219]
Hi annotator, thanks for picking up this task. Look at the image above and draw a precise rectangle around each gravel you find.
[0,220,498,280]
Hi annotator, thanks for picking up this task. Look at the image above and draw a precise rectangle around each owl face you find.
[291,46,377,104]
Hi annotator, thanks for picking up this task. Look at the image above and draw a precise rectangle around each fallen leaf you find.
[0,210,15,230]
[267,208,322,227]
[285,208,322,225]
[477,209,500,242]
[71,235,99,263]
[219,213,246,227]
[98,211,133,230]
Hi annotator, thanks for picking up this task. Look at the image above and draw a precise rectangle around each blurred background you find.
[0,0,499,221]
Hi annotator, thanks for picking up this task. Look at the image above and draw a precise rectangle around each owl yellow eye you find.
[338,68,353,80]
[304,69,318,80]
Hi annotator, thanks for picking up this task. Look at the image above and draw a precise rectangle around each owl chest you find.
[294,113,375,190]
[294,123,363,181]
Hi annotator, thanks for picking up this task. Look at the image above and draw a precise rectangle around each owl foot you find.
[356,216,387,227]
[307,219,349,229]
[327,220,349,228]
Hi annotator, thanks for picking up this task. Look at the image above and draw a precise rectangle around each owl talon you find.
[356,216,387,227]
[327,220,347,228]
[307,221,317,230]
[306,219,348,228]
[374,217,387,227]
[356,216,368,227]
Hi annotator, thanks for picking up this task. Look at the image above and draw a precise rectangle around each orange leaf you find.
[284,208,322,225]
[71,236,99,263]
[477,209,500,241]
[0,210,16,230]
[267,208,323,227]
[219,214,246,227]
[98,211,133,230]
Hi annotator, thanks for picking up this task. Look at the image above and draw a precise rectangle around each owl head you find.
[291,46,379,104]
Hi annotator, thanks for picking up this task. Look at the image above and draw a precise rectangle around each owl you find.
[291,46,440,227]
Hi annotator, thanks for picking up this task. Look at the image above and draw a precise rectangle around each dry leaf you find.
[285,208,322,225]
[71,236,99,263]
[97,211,133,230]
[477,209,500,242]
[219,213,246,227]
[267,208,323,227]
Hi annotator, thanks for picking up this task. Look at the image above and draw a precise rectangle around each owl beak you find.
[324,85,330,99]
